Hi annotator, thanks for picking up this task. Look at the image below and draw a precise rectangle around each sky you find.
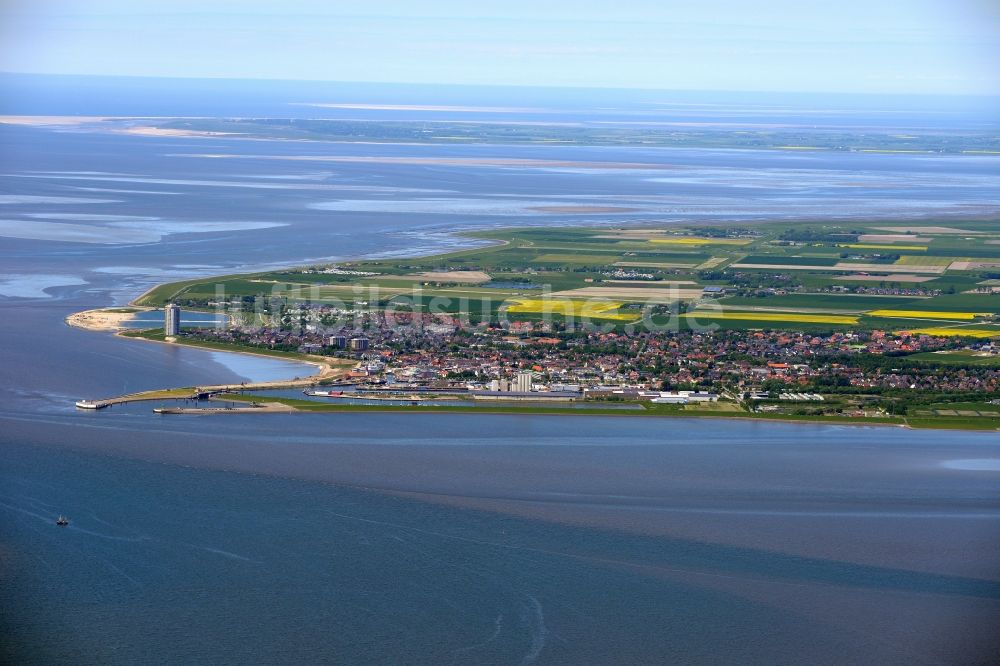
[1,0,998,95]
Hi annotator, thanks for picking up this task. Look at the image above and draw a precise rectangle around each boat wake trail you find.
[183,543,263,564]
[519,593,548,665]
[0,498,57,523]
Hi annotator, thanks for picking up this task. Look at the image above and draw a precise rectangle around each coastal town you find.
[128,301,998,421]
[71,222,1000,426]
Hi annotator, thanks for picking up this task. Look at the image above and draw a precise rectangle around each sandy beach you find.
[119,126,245,138]
[66,308,147,331]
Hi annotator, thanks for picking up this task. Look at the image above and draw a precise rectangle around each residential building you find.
[515,371,533,392]
[164,304,181,336]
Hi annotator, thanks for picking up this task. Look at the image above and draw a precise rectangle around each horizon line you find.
[2,70,999,100]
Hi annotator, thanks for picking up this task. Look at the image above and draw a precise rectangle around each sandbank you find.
[66,308,147,331]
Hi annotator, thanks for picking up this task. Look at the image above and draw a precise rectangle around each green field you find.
[131,220,1000,336]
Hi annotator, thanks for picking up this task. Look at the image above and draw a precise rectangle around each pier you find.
[75,389,219,410]
[73,369,347,411]
[153,401,295,415]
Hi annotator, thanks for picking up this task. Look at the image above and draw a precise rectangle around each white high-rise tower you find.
[164,303,181,336]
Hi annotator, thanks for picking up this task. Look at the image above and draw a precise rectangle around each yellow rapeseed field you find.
[839,244,927,251]
[505,298,639,321]
[902,328,1000,338]
[866,309,979,320]
[683,311,859,324]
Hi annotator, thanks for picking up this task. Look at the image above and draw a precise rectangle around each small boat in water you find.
[303,389,344,397]
[56,515,69,526]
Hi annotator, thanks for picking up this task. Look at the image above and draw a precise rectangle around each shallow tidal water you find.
[3,410,1000,664]
[2,87,999,663]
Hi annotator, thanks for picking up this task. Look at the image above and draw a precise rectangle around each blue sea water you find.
[3,427,1000,665]
[4,402,1000,663]
[1,76,999,663]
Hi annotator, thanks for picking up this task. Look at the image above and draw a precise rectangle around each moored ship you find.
[75,399,106,409]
